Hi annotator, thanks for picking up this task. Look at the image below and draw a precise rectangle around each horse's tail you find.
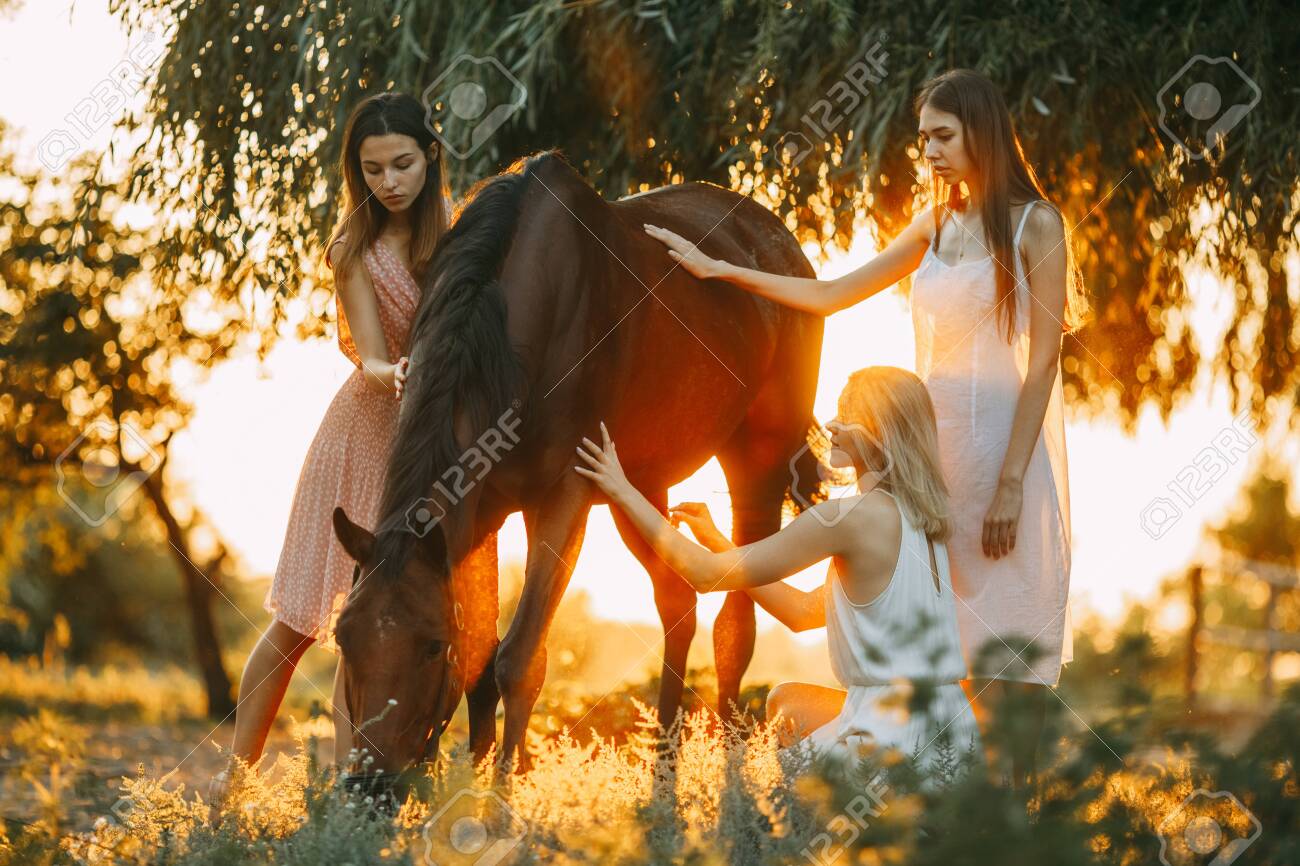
[783,417,833,519]
[373,153,554,572]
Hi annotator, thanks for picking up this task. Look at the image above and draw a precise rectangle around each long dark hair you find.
[370,154,550,576]
[915,69,1089,341]
[327,92,451,284]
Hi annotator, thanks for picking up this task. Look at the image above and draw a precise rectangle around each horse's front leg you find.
[715,456,790,726]
[454,531,501,766]
[609,490,697,742]
[494,479,591,777]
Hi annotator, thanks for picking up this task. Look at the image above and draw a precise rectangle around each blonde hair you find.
[835,366,952,542]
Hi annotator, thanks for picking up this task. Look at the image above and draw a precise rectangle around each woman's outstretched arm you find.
[642,208,934,317]
[668,503,827,633]
[574,423,846,592]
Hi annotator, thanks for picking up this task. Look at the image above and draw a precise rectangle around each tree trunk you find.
[1185,565,1202,711]
[140,470,237,719]
[1262,582,1276,700]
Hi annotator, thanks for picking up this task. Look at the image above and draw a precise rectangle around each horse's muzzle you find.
[343,770,406,811]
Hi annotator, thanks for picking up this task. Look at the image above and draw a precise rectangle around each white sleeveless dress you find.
[780,492,981,778]
[910,201,1073,686]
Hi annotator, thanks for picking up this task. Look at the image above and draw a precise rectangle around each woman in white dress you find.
[574,367,981,781]
[644,68,1088,783]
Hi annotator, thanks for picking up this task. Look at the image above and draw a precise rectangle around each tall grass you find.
[0,657,204,724]
[3,681,1296,865]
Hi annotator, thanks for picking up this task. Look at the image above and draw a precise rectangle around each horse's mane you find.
[371,151,560,576]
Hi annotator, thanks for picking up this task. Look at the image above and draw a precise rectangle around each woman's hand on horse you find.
[982,476,1022,559]
[669,502,731,552]
[643,224,728,281]
[574,421,632,500]
[394,356,411,400]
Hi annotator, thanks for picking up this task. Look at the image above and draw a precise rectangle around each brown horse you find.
[331,150,824,789]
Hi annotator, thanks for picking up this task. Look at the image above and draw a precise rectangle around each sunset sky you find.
[6,1,1296,641]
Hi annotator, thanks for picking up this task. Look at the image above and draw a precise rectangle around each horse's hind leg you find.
[715,449,794,726]
[713,590,757,725]
[609,490,698,741]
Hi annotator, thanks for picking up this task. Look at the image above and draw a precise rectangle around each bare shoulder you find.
[1022,201,1065,247]
[828,491,905,601]
[861,488,904,532]
[325,233,350,270]
[907,205,941,245]
[833,488,903,551]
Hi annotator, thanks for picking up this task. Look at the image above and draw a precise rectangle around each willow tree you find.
[107,0,1298,428]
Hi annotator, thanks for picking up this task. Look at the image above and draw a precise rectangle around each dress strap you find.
[1010,200,1040,287]
[1013,201,1038,253]
[936,209,953,237]
[929,209,956,254]
[874,487,940,591]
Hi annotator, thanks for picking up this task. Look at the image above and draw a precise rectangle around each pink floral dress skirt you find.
[264,240,420,651]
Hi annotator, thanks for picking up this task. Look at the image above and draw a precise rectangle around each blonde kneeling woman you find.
[575,366,980,779]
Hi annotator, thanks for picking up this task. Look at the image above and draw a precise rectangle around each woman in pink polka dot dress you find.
[211,93,452,803]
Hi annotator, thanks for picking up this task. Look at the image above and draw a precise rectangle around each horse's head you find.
[331,506,463,796]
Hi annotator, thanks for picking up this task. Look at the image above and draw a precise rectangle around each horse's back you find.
[613,182,814,280]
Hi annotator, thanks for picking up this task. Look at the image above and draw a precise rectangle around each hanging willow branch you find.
[105,0,1298,430]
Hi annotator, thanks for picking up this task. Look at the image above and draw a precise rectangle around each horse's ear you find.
[333,506,375,563]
